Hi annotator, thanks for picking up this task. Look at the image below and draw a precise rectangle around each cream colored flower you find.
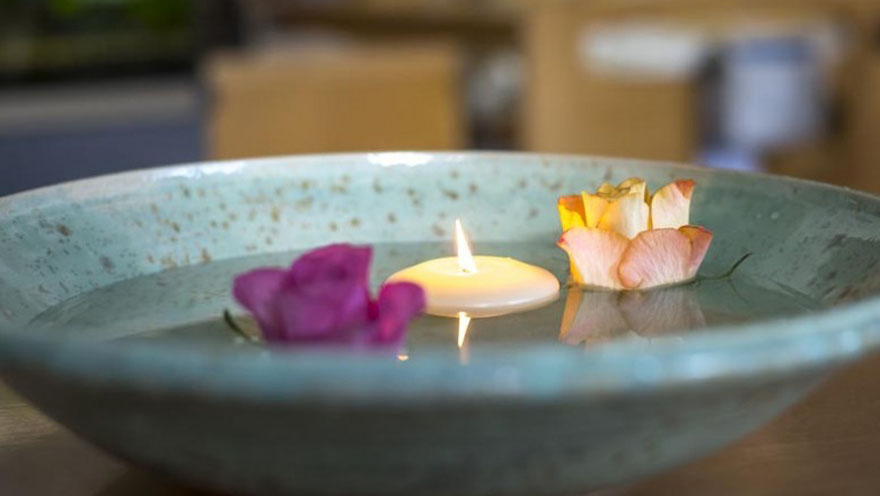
[557,178,711,290]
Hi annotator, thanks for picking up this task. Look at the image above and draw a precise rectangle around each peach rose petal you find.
[618,177,649,201]
[557,195,586,231]
[597,192,650,239]
[680,225,713,268]
[581,192,609,228]
[617,226,713,289]
[597,182,616,196]
[651,179,694,229]
[558,227,629,289]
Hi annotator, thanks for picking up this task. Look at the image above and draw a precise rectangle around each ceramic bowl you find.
[1,152,880,495]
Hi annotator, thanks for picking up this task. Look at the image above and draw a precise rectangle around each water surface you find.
[27,242,820,353]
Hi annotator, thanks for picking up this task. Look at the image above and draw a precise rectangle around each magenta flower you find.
[232,244,425,346]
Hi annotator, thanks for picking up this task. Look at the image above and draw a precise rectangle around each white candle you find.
[386,219,560,318]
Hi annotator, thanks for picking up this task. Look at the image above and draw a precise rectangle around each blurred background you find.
[2,0,879,196]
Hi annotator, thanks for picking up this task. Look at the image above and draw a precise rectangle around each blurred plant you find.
[127,0,193,31]
[0,0,195,81]
[1,0,193,31]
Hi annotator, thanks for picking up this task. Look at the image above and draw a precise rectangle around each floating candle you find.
[386,220,560,317]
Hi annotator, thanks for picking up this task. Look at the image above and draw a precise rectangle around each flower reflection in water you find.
[560,286,707,346]
[558,281,766,346]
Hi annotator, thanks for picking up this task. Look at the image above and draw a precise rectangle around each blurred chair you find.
[523,5,698,162]
[521,0,880,190]
[205,41,464,158]
[851,55,880,193]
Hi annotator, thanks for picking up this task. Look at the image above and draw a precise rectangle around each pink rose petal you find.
[233,244,425,347]
[617,226,713,289]
[558,227,629,289]
[274,244,372,340]
[232,268,287,341]
[371,282,427,344]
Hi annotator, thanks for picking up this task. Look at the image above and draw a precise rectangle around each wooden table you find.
[3,354,880,496]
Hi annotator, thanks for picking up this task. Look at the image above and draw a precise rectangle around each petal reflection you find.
[559,289,630,346]
[559,286,706,346]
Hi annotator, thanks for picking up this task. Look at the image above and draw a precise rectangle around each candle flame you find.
[457,312,471,349]
[397,353,409,361]
[455,219,477,274]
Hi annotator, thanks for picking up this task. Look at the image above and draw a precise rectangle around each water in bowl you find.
[27,242,819,353]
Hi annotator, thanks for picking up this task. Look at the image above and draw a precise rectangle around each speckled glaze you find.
[2,152,880,495]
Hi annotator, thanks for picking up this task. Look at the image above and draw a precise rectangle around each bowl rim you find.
[1,151,879,403]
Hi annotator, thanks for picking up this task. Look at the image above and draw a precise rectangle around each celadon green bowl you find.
[1,152,880,495]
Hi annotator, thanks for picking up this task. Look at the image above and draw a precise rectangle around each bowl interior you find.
[1,152,880,355]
